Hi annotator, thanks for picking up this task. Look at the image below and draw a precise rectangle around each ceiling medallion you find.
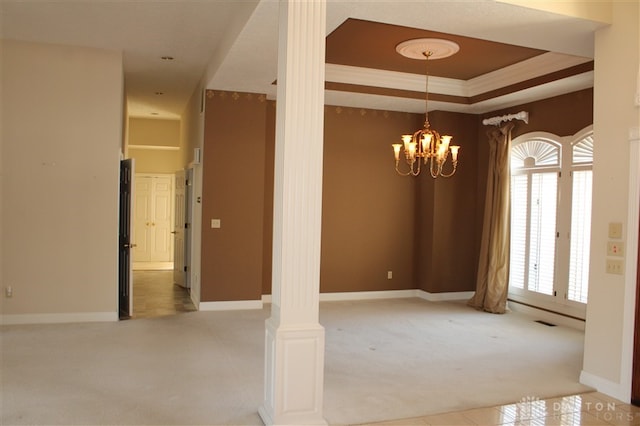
[392,38,461,178]
[395,38,460,60]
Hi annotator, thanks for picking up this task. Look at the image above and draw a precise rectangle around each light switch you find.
[211,219,221,229]
[608,222,622,239]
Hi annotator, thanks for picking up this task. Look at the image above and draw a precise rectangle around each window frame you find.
[508,126,593,320]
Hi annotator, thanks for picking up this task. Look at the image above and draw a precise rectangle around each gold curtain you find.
[468,122,515,314]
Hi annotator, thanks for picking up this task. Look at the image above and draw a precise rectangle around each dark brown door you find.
[118,159,133,320]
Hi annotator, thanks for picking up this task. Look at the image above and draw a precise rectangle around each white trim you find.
[324,52,592,101]
[416,290,475,302]
[1,312,118,325]
[468,52,592,96]
[128,144,179,151]
[218,290,475,311]
[199,300,263,311]
[507,300,586,331]
[580,370,628,403]
[619,128,640,403]
[133,261,173,271]
[319,289,418,301]
[325,63,466,96]
[263,290,473,303]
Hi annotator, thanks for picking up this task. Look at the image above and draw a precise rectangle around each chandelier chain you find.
[423,51,431,129]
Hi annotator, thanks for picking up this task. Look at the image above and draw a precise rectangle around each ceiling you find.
[0,0,608,120]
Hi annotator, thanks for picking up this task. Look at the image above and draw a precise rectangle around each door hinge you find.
[184,266,188,272]
[185,223,189,229]
[553,290,557,297]
[559,171,562,178]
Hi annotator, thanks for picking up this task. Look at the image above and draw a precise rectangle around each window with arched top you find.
[509,128,593,317]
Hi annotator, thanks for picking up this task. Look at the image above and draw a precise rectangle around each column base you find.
[259,318,327,426]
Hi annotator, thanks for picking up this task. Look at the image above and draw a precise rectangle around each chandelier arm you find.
[395,158,422,176]
[429,156,443,178]
[439,162,458,178]
[394,161,413,176]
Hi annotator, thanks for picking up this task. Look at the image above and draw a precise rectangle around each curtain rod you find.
[482,111,529,126]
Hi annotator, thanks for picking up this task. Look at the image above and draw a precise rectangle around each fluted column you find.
[258,1,327,425]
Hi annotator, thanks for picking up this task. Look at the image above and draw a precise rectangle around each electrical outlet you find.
[387,271,393,279]
[606,241,625,257]
[211,219,221,228]
[5,286,12,298]
[605,259,624,275]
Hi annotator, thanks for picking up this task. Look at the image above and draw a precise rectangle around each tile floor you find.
[132,270,196,318]
[365,392,640,426]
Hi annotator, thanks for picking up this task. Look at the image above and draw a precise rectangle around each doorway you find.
[129,170,196,319]
[131,270,195,318]
[132,173,175,270]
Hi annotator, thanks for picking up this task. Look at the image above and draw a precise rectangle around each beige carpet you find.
[1,298,591,425]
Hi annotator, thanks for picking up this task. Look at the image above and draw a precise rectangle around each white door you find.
[132,174,174,269]
[173,170,187,287]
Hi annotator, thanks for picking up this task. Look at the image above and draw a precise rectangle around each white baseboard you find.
[580,370,630,403]
[199,300,263,311]
[262,289,473,304]
[507,300,586,331]
[1,311,118,325]
[417,290,474,302]
[133,262,173,271]
[320,289,418,301]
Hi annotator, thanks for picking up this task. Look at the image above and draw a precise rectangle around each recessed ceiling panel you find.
[326,18,547,80]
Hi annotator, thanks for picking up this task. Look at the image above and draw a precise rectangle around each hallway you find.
[132,270,196,319]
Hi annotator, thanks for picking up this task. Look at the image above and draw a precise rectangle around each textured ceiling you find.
[0,0,608,119]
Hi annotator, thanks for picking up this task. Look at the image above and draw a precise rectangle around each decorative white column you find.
[258,1,327,425]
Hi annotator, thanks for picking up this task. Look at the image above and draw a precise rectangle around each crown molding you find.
[325,63,466,96]
[324,52,592,103]
[467,52,592,96]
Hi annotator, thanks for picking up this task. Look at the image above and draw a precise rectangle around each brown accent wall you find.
[320,107,421,293]
[203,88,593,301]
[417,111,480,293]
[481,88,594,140]
[201,91,268,302]
[262,102,276,295]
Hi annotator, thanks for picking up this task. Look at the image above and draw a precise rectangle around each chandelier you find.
[392,38,461,177]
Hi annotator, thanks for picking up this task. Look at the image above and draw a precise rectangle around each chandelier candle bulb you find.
[450,145,460,162]
[402,135,412,152]
[392,144,402,161]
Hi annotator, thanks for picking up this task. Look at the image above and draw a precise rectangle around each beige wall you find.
[128,117,181,174]
[179,81,206,305]
[583,0,640,400]
[1,40,123,320]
